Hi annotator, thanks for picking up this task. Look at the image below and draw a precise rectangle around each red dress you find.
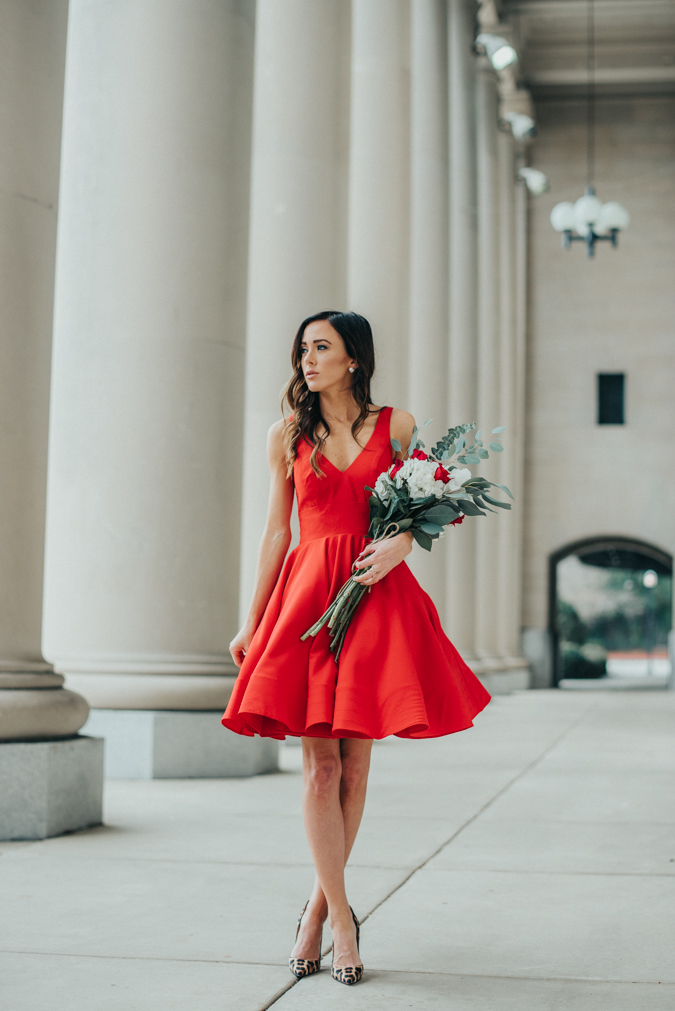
[222,407,490,740]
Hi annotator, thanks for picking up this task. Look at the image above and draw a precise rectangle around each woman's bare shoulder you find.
[389,407,416,444]
[267,417,291,462]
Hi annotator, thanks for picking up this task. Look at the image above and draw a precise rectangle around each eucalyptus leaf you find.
[477,448,489,459]
[482,493,512,510]
[425,504,459,524]
[458,499,487,517]
[422,419,433,427]
[464,453,480,464]
[493,482,514,499]
[419,521,444,536]
[390,438,402,453]
[476,498,497,513]
[411,527,433,551]
[489,442,503,452]
[491,426,506,434]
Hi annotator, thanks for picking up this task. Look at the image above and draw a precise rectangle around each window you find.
[597,373,625,425]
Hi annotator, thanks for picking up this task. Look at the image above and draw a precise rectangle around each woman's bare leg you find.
[291,737,373,967]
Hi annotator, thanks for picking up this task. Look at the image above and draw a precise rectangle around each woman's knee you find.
[304,751,342,796]
[339,754,371,797]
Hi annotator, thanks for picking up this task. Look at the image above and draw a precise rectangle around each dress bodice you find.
[293,406,393,542]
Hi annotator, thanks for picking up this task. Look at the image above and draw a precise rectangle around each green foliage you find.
[560,642,607,679]
[557,600,588,645]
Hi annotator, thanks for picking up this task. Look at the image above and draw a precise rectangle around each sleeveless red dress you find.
[222,407,490,740]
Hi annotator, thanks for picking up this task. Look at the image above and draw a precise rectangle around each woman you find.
[223,311,490,986]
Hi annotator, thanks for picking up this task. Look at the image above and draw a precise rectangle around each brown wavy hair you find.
[281,310,379,477]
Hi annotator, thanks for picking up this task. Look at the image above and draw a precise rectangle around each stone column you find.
[445,0,479,656]
[347,0,410,408]
[42,0,274,778]
[0,0,102,840]
[495,130,528,672]
[512,166,534,681]
[406,0,448,605]
[240,0,350,614]
[472,57,502,671]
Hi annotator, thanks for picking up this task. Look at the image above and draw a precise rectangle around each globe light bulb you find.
[573,194,603,228]
[643,570,658,589]
[597,201,631,232]
[550,202,575,232]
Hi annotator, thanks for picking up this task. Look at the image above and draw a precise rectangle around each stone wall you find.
[523,96,675,658]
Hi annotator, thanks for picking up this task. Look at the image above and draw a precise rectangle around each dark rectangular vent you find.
[597,373,625,425]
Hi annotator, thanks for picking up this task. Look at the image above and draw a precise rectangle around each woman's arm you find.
[353,407,415,586]
[229,420,294,667]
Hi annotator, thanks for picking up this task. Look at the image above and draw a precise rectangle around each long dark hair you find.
[282,310,378,477]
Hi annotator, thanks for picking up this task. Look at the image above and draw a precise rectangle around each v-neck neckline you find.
[320,408,386,475]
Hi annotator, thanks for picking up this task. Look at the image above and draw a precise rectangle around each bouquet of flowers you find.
[301,421,513,663]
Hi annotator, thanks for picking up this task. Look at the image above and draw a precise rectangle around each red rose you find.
[434,464,451,484]
[411,448,428,461]
[450,514,464,526]
[390,458,404,476]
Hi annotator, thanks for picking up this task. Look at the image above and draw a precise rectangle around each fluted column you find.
[473,57,501,666]
[348,0,410,408]
[0,0,89,743]
[445,0,479,656]
[510,167,530,663]
[406,0,448,605]
[240,0,350,615]
[495,129,523,662]
[43,0,255,712]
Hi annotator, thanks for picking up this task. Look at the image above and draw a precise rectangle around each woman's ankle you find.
[306,892,328,921]
[327,902,354,930]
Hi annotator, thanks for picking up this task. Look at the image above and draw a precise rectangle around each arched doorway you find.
[549,537,673,686]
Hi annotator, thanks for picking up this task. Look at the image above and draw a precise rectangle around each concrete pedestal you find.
[0,735,103,840]
[82,710,278,779]
[475,666,531,695]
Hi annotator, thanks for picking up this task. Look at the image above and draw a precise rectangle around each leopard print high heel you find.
[288,901,323,979]
[331,905,363,986]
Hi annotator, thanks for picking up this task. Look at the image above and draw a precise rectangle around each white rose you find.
[374,473,394,503]
[447,467,471,492]
[394,457,448,500]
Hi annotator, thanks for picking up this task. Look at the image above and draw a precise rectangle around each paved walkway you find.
[2,690,674,1010]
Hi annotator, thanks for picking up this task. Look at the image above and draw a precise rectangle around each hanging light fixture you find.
[476,33,518,72]
[549,0,630,257]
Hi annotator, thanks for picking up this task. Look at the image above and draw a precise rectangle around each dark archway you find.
[549,537,673,686]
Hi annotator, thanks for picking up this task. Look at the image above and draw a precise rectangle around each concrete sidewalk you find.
[1,690,674,1010]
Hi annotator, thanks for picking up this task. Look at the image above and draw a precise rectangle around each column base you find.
[81,710,279,779]
[0,735,104,841]
[470,657,531,695]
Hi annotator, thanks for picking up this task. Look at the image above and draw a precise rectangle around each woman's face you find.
[300,320,356,394]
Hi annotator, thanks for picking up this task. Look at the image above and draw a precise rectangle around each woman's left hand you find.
[352,531,413,586]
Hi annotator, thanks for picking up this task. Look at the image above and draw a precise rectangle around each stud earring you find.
[348,366,355,373]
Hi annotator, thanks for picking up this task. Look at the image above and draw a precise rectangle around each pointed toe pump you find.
[289,901,323,979]
[331,906,363,986]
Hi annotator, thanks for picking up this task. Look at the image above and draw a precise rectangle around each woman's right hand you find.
[229,625,254,668]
